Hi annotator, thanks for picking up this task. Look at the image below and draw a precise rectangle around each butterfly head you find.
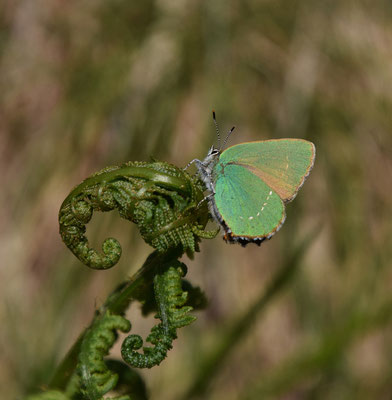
[200,145,221,174]
[207,145,221,160]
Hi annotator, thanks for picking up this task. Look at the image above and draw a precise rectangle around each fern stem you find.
[49,248,182,390]
[103,248,183,315]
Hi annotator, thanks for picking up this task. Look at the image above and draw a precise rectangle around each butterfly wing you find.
[214,163,285,239]
[218,139,315,203]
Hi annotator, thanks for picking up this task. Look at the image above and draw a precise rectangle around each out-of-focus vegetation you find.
[1,0,392,398]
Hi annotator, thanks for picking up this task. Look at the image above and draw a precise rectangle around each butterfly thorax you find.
[193,145,229,239]
[195,146,221,193]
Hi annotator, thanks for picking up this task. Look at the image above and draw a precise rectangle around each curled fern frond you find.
[121,326,175,369]
[77,311,131,399]
[154,263,196,329]
[121,262,196,368]
[140,277,208,317]
[59,161,214,269]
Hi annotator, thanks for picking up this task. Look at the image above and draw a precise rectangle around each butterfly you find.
[188,112,316,246]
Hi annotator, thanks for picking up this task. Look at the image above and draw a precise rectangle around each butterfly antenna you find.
[222,126,235,149]
[212,110,221,150]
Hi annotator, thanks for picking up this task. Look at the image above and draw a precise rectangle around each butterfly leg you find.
[184,158,201,170]
[197,192,214,208]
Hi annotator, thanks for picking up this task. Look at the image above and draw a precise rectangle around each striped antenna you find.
[212,110,221,149]
[222,125,235,150]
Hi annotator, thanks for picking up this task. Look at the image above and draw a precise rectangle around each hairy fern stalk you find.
[27,160,216,399]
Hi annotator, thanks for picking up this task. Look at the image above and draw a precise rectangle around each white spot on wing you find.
[261,191,273,213]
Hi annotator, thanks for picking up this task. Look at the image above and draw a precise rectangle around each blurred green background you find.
[1,0,392,399]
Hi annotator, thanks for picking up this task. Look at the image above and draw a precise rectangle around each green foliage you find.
[26,391,71,400]
[48,159,212,399]
[41,247,206,398]
[121,263,196,368]
[77,311,131,399]
[59,160,216,269]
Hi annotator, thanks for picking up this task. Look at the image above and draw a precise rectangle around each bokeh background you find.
[1,0,392,399]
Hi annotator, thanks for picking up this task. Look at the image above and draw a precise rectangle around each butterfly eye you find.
[207,146,220,157]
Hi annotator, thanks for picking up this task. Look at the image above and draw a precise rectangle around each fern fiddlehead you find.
[45,158,215,399]
[59,160,216,269]
[121,262,196,368]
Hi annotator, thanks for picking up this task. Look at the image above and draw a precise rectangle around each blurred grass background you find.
[1,0,392,399]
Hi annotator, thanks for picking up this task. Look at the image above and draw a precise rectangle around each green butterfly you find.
[189,113,316,246]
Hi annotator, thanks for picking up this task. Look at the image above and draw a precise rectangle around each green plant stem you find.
[182,234,314,400]
[49,247,182,390]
